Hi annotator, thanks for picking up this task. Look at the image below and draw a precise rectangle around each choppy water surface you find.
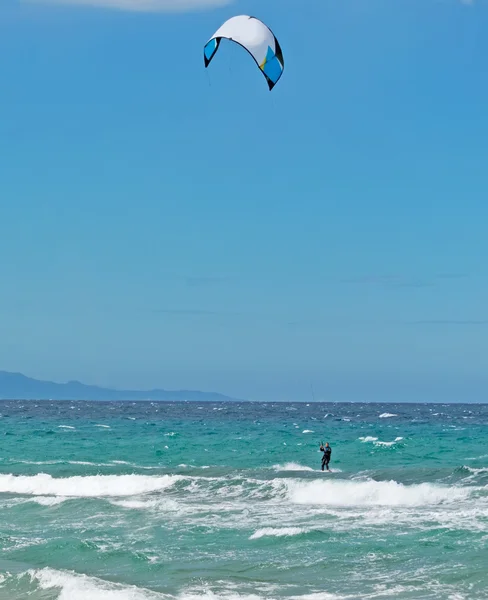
[1,400,487,600]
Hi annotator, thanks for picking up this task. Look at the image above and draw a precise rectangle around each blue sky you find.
[1,0,488,402]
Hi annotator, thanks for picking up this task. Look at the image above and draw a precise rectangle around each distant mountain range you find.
[0,371,240,402]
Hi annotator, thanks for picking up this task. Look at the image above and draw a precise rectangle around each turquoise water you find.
[1,400,487,600]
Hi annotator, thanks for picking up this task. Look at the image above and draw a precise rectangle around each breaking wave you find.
[0,472,482,514]
[0,473,182,497]
[283,478,473,507]
[249,527,309,540]
[11,568,170,600]
[2,568,343,600]
[272,463,315,472]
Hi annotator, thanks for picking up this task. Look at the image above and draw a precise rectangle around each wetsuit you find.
[321,445,331,471]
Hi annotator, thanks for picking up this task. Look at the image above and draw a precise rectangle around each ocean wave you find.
[0,473,183,498]
[462,466,488,474]
[23,568,168,600]
[272,463,315,472]
[249,527,309,540]
[110,497,182,513]
[379,413,397,418]
[460,466,488,482]
[358,436,403,447]
[30,496,68,506]
[273,466,342,474]
[10,568,342,600]
[70,461,101,466]
[374,437,404,447]
[13,460,61,466]
[282,478,472,507]
[0,472,278,506]
[1,470,463,511]
[11,459,119,467]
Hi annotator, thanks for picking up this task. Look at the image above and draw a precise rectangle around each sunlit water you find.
[1,400,487,599]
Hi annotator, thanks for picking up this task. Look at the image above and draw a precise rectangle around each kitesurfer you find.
[320,442,331,471]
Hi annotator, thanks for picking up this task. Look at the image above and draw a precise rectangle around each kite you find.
[204,15,284,91]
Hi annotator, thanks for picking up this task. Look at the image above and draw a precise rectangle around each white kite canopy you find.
[204,15,284,91]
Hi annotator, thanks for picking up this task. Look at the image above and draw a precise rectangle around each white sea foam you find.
[463,466,488,475]
[58,425,75,430]
[15,460,59,465]
[0,473,183,498]
[289,595,342,600]
[272,463,315,472]
[250,527,308,540]
[374,437,403,447]
[379,413,397,418]
[282,478,471,507]
[70,461,110,466]
[31,496,68,506]
[302,430,314,434]
[110,497,182,513]
[359,436,378,443]
[25,568,168,600]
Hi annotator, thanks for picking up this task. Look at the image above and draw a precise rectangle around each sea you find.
[0,400,487,600]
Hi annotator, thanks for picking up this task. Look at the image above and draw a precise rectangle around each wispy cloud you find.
[23,0,232,13]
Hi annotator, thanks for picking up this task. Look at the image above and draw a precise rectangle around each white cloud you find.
[23,0,233,13]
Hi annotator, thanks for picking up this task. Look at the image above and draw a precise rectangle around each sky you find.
[1,0,488,402]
